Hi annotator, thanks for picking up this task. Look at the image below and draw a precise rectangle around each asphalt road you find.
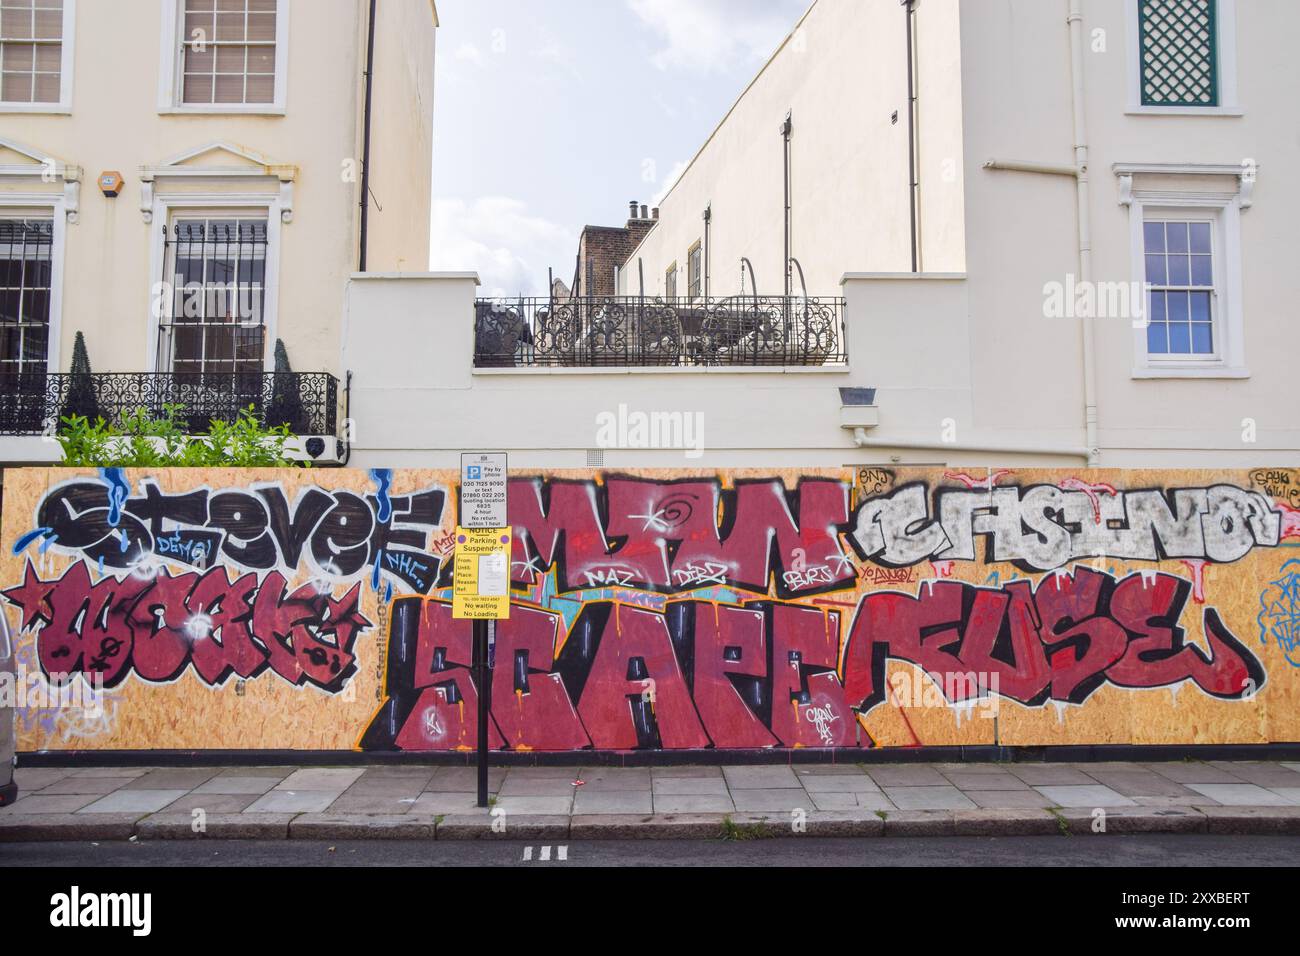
[2,834,1298,867]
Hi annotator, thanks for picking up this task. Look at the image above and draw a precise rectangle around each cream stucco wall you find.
[0,0,435,394]
[932,0,1298,466]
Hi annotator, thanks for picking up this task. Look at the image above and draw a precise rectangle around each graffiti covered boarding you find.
[2,466,1299,754]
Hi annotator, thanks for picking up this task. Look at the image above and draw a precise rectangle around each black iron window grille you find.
[158,217,267,391]
[474,295,847,368]
[1139,0,1218,107]
[0,218,52,397]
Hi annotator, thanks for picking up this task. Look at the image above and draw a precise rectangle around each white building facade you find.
[343,0,1296,472]
[0,0,437,466]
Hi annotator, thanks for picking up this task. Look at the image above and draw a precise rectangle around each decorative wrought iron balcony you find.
[0,372,340,437]
[474,295,848,368]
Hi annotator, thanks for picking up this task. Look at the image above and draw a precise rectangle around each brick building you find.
[567,201,658,297]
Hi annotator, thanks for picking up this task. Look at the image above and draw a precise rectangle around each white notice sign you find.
[459,452,508,529]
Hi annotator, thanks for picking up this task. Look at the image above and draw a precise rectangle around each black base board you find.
[16,742,1300,768]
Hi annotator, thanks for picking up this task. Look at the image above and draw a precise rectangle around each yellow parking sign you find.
[452,527,512,620]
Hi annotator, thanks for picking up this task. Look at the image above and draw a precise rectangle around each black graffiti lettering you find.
[30,479,445,591]
[258,486,335,569]
[310,492,374,576]
[208,491,276,567]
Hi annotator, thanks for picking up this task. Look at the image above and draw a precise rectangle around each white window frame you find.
[0,0,76,114]
[145,194,282,374]
[0,199,66,375]
[1118,164,1251,378]
[157,0,288,115]
[1125,0,1240,116]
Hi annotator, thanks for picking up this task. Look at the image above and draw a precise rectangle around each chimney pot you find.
[629,200,639,218]
[652,207,659,220]
[640,204,648,219]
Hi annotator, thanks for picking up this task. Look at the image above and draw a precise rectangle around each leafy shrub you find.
[57,404,306,468]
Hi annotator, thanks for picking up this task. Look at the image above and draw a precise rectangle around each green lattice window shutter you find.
[1139,0,1218,106]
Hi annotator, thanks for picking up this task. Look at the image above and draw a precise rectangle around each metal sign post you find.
[457,453,509,810]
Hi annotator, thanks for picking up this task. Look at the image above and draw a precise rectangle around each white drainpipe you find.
[980,0,1100,466]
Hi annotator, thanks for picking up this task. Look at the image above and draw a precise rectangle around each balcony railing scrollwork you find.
[0,372,340,437]
[474,295,847,368]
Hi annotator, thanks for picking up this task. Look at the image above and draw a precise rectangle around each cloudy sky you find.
[429,0,809,296]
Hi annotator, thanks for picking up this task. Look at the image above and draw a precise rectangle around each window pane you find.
[173,327,203,362]
[184,11,215,37]
[1166,222,1189,253]
[1,70,32,101]
[214,12,245,41]
[184,45,214,73]
[0,289,18,323]
[31,68,57,100]
[32,7,60,39]
[1168,321,1191,353]
[1190,254,1212,285]
[182,73,213,103]
[1149,290,1166,323]
[214,44,244,72]
[247,12,275,41]
[1167,291,1189,322]
[1143,221,1165,253]
[1189,291,1211,324]
[1,8,34,41]
[1144,254,1166,285]
[245,72,273,102]
[1189,222,1211,253]
[1167,254,1190,285]
[3,42,34,70]
[1147,321,1168,354]
[247,45,274,74]
[1191,322,1213,354]
[33,40,58,69]
[212,71,244,103]
[0,324,18,359]
[21,326,46,361]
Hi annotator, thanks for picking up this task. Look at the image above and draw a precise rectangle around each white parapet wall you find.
[342,271,1299,471]
[343,274,878,469]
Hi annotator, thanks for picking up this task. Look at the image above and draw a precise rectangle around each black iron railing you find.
[0,372,340,437]
[474,295,847,368]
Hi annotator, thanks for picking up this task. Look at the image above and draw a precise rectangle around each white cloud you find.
[532,43,583,81]
[454,41,486,67]
[652,159,688,206]
[627,0,805,73]
[430,197,575,298]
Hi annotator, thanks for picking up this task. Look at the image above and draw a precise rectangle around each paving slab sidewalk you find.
[4,760,1300,841]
